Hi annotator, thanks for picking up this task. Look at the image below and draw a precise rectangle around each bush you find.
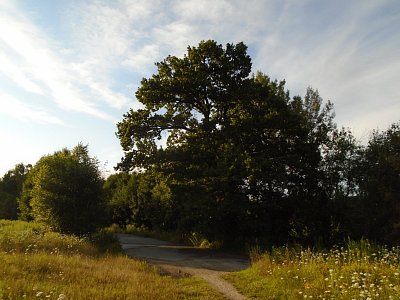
[19,144,106,235]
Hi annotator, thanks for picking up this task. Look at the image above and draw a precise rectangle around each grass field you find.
[4,220,400,299]
[0,220,224,300]
[224,241,400,299]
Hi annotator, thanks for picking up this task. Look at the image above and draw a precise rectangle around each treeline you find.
[113,40,400,247]
[0,40,399,248]
[103,120,400,247]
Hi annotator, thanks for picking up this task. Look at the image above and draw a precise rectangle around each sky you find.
[0,0,399,177]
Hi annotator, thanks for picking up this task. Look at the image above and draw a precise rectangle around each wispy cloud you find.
[248,1,400,137]
[69,0,399,139]
[69,0,164,74]
[0,0,398,176]
[0,2,128,119]
[0,92,64,125]
[0,50,45,96]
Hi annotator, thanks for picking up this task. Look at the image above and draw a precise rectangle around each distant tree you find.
[19,144,106,234]
[18,172,35,221]
[104,170,174,230]
[0,190,15,220]
[0,163,31,219]
[283,88,339,243]
[104,172,135,226]
[359,122,400,243]
[319,127,363,241]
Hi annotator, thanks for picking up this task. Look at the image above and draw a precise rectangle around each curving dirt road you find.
[117,233,250,300]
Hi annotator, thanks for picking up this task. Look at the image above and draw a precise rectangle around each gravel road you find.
[117,233,250,300]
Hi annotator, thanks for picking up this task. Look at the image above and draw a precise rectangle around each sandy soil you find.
[117,233,250,300]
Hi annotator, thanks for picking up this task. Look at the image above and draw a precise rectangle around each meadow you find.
[0,220,224,300]
[224,240,400,299]
[3,219,400,299]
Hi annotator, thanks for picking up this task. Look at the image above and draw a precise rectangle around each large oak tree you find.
[117,40,350,245]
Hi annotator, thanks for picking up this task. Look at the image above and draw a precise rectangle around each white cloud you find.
[69,61,132,110]
[122,44,160,71]
[174,0,234,22]
[69,0,162,70]
[65,0,400,140]
[345,101,400,143]
[251,0,400,138]
[0,92,64,125]
[0,3,126,119]
[1,0,398,146]
[153,22,199,55]
[0,50,44,95]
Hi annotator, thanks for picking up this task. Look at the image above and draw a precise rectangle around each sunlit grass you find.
[0,253,222,299]
[224,240,400,299]
[0,219,105,256]
[0,220,224,299]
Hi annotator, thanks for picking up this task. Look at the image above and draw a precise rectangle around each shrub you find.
[19,144,106,235]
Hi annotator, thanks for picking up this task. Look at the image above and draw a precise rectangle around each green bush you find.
[19,144,106,235]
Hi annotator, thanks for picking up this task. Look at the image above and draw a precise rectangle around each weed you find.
[224,240,400,299]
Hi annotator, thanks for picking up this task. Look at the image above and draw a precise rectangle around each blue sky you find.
[0,0,399,177]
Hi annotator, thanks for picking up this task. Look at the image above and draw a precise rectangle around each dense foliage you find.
[360,123,400,242]
[0,163,31,219]
[17,144,106,234]
[115,40,400,247]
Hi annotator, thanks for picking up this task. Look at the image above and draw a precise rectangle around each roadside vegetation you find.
[104,223,222,249]
[224,241,400,299]
[0,220,224,300]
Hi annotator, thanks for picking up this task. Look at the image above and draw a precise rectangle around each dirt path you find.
[117,233,250,300]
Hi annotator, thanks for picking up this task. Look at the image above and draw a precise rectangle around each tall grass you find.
[224,240,400,299]
[0,220,102,256]
[0,220,224,299]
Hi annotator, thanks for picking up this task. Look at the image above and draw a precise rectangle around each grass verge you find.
[223,240,400,299]
[0,220,224,299]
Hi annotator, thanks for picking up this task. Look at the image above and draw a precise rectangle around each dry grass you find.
[0,220,224,300]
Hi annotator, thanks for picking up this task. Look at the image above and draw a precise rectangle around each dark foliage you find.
[116,40,385,247]
[0,164,31,219]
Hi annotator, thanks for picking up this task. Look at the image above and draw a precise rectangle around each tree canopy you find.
[116,40,356,246]
[117,40,252,170]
